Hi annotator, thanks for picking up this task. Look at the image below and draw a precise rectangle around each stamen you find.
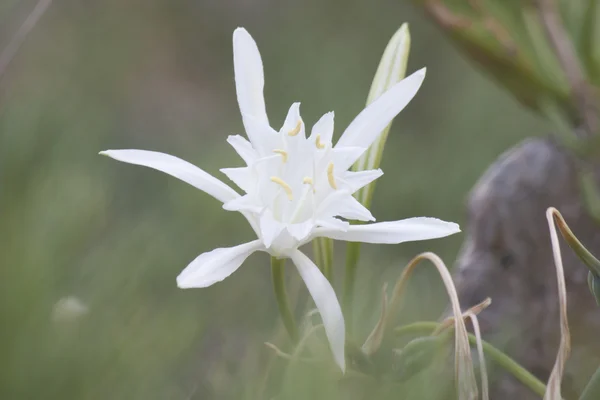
[270,176,293,200]
[315,135,326,149]
[273,149,288,163]
[288,120,302,137]
[303,177,315,193]
[327,162,337,189]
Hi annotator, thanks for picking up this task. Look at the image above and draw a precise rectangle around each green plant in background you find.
[412,0,600,211]
[411,0,597,126]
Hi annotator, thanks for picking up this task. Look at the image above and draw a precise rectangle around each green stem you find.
[324,238,334,283]
[395,321,546,397]
[343,242,361,334]
[271,257,298,342]
[313,238,334,283]
[580,366,600,400]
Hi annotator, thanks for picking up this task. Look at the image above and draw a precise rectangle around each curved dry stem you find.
[466,312,489,400]
[545,207,571,400]
[434,297,492,335]
[549,207,600,276]
[434,298,491,400]
[387,252,478,400]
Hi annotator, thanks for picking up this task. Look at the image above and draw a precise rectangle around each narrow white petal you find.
[227,135,258,165]
[233,28,269,129]
[260,211,285,248]
[220,167,255,193]
[316,217,350,232]
[340,169,383,193]
[290,250,345,372]
[280,102,305,137]
[241,112,279,155]
[100,150,239,203]
[335,68,425,152]
[318,191,375,222]
[313,217,460,244]
[223,194,263,213]
[310,111,335,145]
[331,146,368,171]
[336,196,374,221]
[177,240,264,288]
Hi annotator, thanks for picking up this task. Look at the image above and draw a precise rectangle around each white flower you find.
[100,27,460,372]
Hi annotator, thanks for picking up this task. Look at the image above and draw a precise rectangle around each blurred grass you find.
[0,0,551,398]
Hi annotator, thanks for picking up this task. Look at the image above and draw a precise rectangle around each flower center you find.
[263,118,338,225]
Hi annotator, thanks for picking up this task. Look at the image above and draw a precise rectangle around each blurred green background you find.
[0,0,552,398]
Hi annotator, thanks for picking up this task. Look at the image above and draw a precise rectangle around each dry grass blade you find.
[0,0,53,80]
[545,207,571,400]
[435,298,491,400]
[387,252,478,400]
[534,0,598,136]
[434,297,492,335]
[465,312,489,400]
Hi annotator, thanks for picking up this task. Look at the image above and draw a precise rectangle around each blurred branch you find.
[0,0,52,80]
[417,0,572,118]
[534,0,598,136]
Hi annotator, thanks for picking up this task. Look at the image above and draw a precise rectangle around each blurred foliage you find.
[411,0,599,126]
[0,0,551,399]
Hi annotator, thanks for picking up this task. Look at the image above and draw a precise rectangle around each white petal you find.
[331,146,368,171]
[227,135,258,165]
[223,194,263,213]
[315,217,350,232]
[313,217,460,244]
[177,240,264,288]
[340,169,383,193]
[241,112,279,155]
[310,111,335,145]
[100,150,239,203]
[220,167,255,193]
[286,220,314,241]
[318,190,375,222]
[290,250,345,372]
[260,210,285,248]
[233,28,269,131]
[336,196,375,221]
[280,102,305,138]
[335,68,425,152]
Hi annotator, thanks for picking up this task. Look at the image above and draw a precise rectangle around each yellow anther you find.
[327,162,337,189]
[270,176,293,200]
[273,149,288,163]
[303,177,316,193]
[288,120,302,137]
[315,135,326,149]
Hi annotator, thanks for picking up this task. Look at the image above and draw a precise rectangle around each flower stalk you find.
[313,237,334,283]
[271,256,298,343]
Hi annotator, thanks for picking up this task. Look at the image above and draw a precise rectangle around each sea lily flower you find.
[100,27,460,372]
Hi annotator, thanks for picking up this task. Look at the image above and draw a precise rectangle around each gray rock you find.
[453,137,600,399]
